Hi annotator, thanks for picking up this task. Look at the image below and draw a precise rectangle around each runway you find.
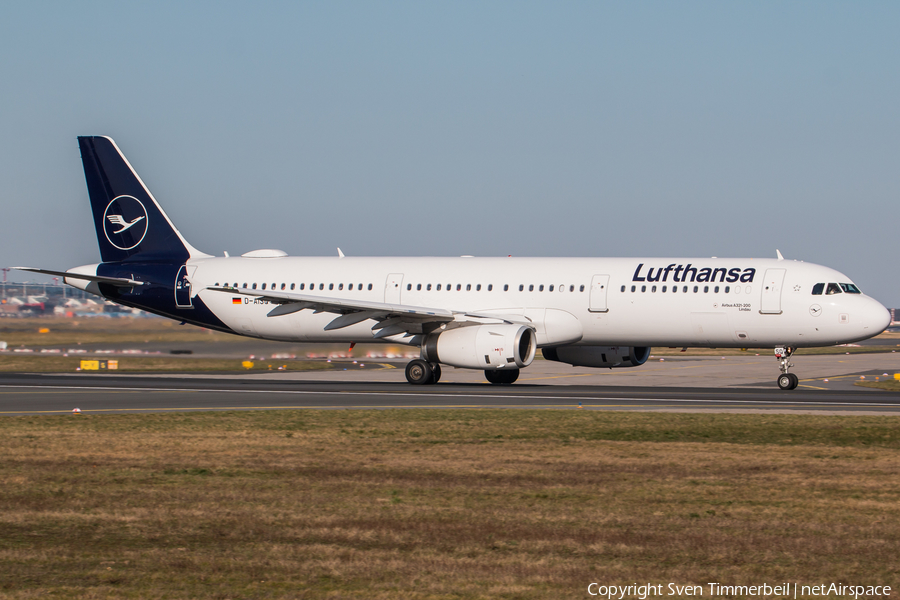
[2,359,900,415]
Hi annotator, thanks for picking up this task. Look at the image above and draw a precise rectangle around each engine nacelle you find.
[423,324,536,370]
[542,345,651,368]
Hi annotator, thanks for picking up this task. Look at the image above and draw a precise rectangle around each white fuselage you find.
[187,255,890,348]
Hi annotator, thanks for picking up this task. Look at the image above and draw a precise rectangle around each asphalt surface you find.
[2,370,899,416]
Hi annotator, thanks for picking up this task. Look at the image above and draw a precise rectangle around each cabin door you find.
[760,268,786,314]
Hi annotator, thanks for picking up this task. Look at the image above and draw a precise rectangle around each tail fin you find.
[78,136,208,263]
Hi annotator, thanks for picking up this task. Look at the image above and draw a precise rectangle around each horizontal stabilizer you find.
[11,267,149,287]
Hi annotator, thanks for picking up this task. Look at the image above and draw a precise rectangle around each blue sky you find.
[1,2,898,304]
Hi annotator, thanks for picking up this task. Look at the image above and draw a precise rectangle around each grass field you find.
[0,316,236,347]
[0,355,335,373]
[2,410,899,598]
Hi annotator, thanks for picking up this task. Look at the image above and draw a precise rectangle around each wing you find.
[206,286,529,339]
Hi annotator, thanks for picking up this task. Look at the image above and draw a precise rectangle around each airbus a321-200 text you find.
[15,137,891,389]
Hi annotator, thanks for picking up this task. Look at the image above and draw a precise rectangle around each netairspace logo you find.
[586,582,892,599]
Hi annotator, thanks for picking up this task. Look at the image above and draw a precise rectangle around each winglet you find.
[337,248,345,258]
[776,249,784,261]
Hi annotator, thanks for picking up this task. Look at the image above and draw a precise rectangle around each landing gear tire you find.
[777,374,794,390]
[485,369,520,385]
[777,372,799,390]
[405,359,433,385]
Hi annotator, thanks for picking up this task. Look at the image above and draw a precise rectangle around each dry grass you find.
[0,316,235,347]
[0,356,334,373]
[857,380,900,392]
[1,410,899,598]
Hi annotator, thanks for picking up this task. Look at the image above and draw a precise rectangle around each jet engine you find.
[542,345,651,368]
[423,324,536,370]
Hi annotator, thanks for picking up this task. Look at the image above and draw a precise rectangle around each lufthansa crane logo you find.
[103,195,148,250]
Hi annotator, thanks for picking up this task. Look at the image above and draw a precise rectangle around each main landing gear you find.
[775,346,799,390]
[484,369,519,385]
[405,359,441,385]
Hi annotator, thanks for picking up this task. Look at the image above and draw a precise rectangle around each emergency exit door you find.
[589,275,610,313]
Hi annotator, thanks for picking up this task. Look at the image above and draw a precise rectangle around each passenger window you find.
[683,286,688,293]
[349,284,354,290]
[417,284,422,291]
[580,285,585,292]
[641,285,646,292]
[662,285,667,292]
[673,286,677,293]
[476,284,482,291]
[436,284,441,291]
[621,285,626,292]
[427,284,432,291]
[724,286,730,293]
[840,283,861,294]
[519,285,524,291]
[281,283,286,290]
[631,285,636,292]
[487,284,491,291]
[299,283,305,290]
[261,283,267,290]
[271,283,275,289]
[407,284,412,291]
[826,283,842,295]
[539,285,544,292]
[549,284,554,292]
[466,284,471,291]
[503,284,508,291]
[713,286,718,293]
[320,284,325,290]
[252,283,258,289]
[243,283,247,288]
[693,286,698,293]
[329,283,334,290]
[368,284,372,290]
[447,284,451,292]
[529,284,534,292]
[651,285,656,292]
[570,285,575,292]
[290,283,295,290]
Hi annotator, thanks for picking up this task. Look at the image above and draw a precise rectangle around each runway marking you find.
[2,385,900,410]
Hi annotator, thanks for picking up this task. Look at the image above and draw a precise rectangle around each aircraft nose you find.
[861,296,891,336]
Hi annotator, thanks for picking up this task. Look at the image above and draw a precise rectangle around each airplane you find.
[13,136,891,390]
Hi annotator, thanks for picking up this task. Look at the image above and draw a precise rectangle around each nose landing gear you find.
[775,346,799,390]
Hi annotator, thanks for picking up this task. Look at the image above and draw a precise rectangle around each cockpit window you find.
[811,283,824,295]
[840,283,861,294]
[826,282,842,295]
